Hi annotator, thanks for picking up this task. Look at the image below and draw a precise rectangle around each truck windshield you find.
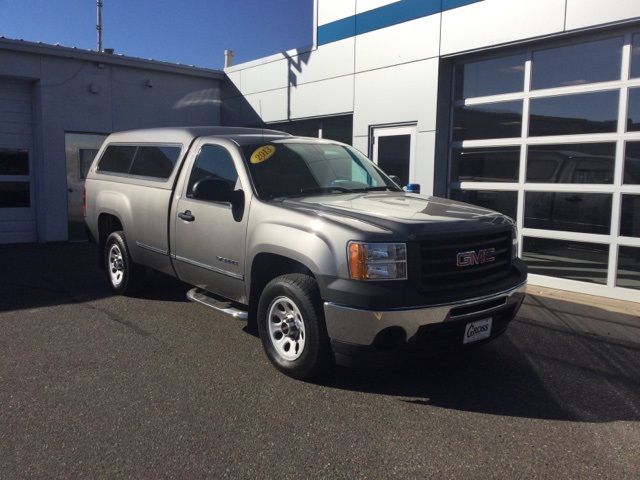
[240,141,400,200]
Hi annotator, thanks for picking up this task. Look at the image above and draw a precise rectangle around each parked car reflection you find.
[524,145,615,234]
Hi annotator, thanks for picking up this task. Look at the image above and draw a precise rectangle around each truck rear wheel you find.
[257,274,334,379]
[104,231,146,295]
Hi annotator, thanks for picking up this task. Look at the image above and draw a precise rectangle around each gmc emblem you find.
[456,248,496,267]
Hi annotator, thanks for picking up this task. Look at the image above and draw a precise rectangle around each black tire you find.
[104,231,146,295]
[257,274,334,379]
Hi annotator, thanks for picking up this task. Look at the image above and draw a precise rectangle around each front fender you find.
[246,220,341,294]
[248,221,338,271]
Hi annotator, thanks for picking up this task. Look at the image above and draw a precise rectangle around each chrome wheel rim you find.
[108,244,125,287]
[267,296,306,361]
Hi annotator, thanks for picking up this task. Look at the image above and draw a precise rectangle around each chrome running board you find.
[186,288,248,320]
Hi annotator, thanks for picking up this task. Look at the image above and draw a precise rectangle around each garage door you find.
[449,30,640,302]
[0,79,35,243]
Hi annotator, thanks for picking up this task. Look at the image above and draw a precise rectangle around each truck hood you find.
[280,192,513,236]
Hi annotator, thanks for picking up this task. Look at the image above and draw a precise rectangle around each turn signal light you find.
[348,242,365,280]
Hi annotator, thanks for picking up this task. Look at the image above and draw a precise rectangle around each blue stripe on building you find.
[317,16,356,46]
[317,0,484,45]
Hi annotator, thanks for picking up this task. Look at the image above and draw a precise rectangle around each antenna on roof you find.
[96,0,103,52]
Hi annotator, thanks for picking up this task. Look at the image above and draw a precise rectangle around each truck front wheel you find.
[257,274,334,379]
[104,231,146,295]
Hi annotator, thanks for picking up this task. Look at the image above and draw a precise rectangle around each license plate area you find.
[463,318,492,344]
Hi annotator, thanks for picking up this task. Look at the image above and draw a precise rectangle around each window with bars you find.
[0,149,30,208]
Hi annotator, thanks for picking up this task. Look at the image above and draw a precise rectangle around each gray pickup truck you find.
[85,126,527,378]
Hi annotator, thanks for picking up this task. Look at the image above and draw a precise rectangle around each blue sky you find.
[0,0,314,69]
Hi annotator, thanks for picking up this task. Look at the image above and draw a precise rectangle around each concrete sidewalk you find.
[523,284,640,348]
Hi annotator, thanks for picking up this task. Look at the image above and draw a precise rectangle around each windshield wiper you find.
[352,186,396,192]
[272,185,398,200]
[274,186,354,200]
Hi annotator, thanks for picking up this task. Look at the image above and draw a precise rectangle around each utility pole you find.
[96,0,103,52]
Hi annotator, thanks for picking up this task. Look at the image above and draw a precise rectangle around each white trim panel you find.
[566,0,640,32]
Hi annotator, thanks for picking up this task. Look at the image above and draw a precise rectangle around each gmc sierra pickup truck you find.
[85,126,527,379]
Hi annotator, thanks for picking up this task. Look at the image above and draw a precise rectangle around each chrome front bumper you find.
[323,283,527,346]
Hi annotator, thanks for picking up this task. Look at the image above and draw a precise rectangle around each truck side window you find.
[97,144,181,179]
[187,145,239,198]
[97,145,137,174]
[129,145,181,179]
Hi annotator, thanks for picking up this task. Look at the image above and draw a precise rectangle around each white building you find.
[2,1,639,303]
[224,0,640,302]
[0,38,223,244]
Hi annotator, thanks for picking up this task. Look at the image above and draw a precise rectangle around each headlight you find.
[512,225,519,259]
[347,242,407,280]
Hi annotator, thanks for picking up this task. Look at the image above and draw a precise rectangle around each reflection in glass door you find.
[65,132,107,240]
[372,125,416,187]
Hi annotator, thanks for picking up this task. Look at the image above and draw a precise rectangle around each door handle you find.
[178,210,195,222]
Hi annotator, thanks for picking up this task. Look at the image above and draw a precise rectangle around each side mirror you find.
[192,178,235,203]
[388,175,402,187]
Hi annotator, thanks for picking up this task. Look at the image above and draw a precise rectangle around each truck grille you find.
[417,229,512,294]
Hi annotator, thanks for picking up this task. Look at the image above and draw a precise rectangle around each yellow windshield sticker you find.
[250,145,276,164]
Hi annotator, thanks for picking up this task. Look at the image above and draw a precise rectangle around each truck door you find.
[172,141,248,303]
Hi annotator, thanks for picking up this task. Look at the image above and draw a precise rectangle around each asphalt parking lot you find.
[1,243,639,478]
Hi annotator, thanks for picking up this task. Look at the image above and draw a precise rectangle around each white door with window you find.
[0,80,35,243]
[65,132,108,240]
[372,125,417,187]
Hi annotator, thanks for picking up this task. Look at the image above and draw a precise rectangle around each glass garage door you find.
[449,31,640,301]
